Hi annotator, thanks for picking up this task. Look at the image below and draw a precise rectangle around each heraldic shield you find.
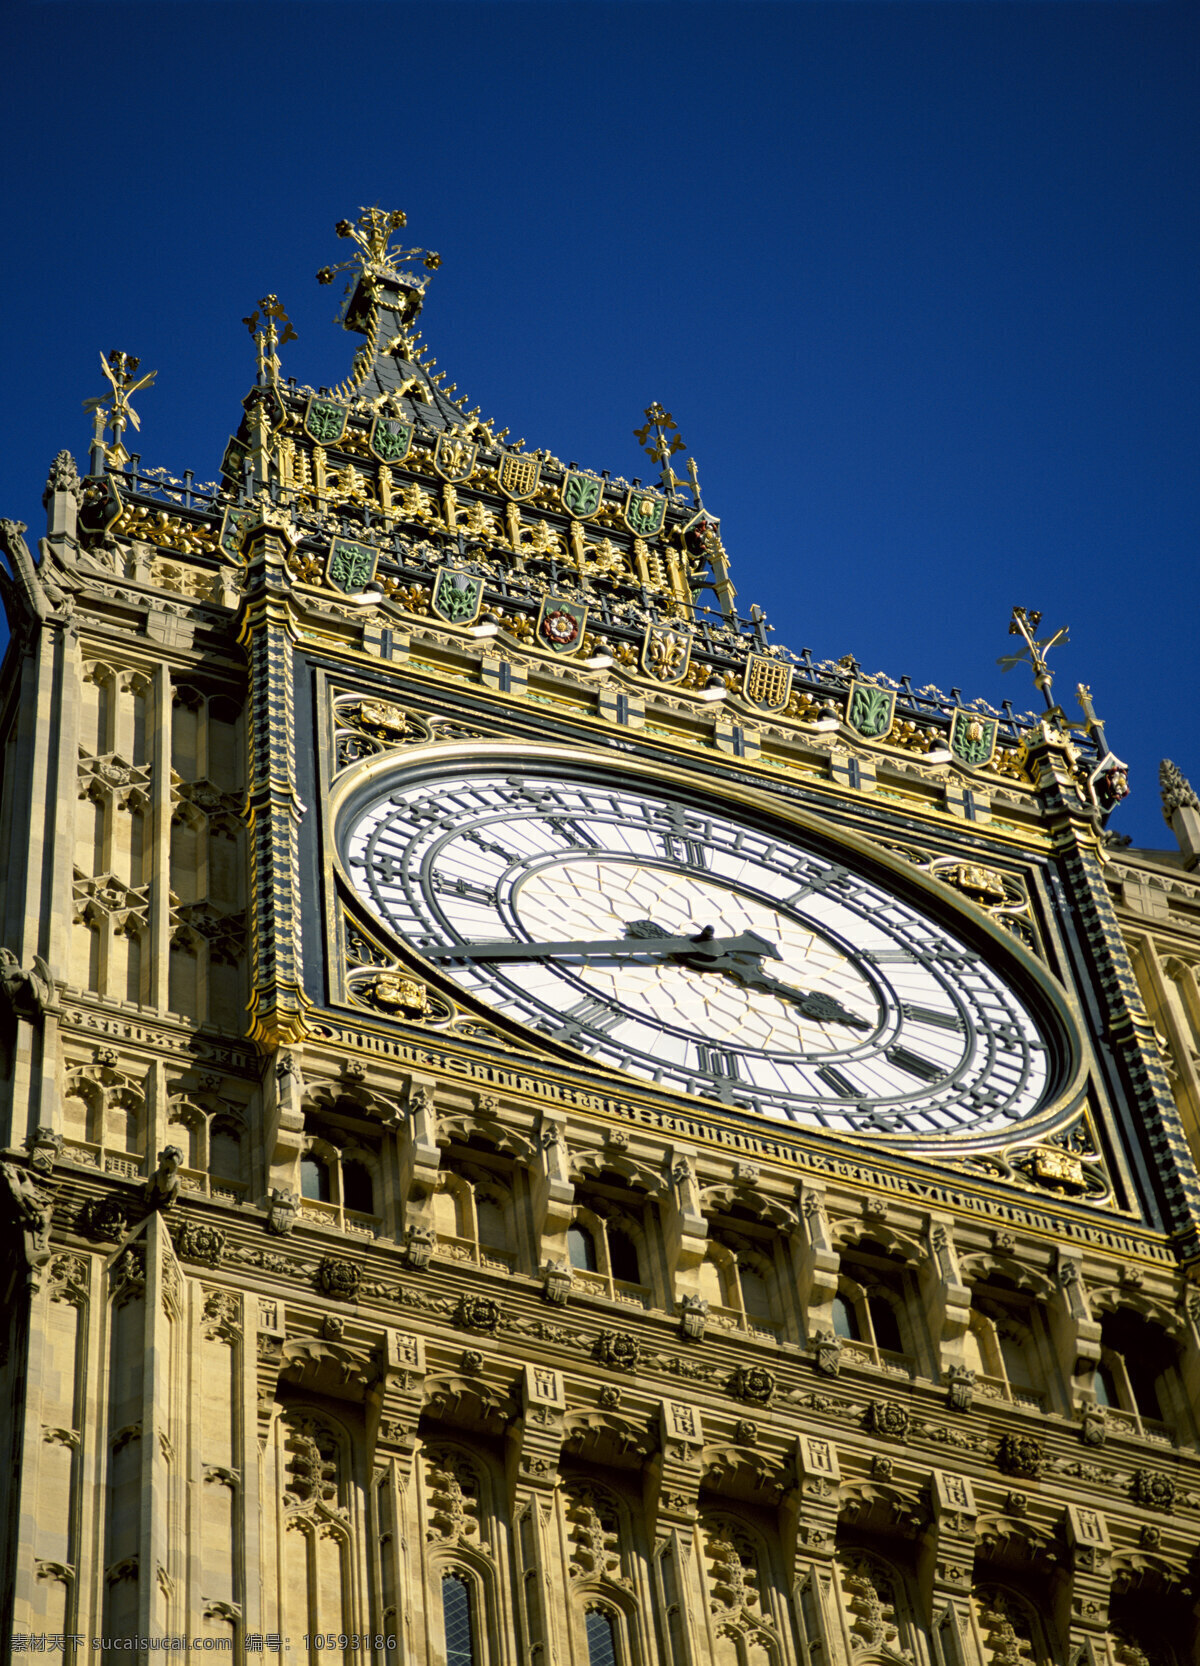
[624,486,667,538]
[498,452,542,502]
[536,596,588,655]
[561,470,603,519]
[433,430,478,482]
[305,395,348,447]
[326,538,378,595]
[370,415,413,464]
[641,626,692,685]
[219,435,249,488]
[950,708,999,769]
[847,680,896,740]
[742,654,794,713]
[217,505,256,564]
[431,567,484,627]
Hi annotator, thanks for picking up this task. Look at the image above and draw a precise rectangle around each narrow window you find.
[868,1292,904,1354]
[341,1159,374,1214]
[607,1226,640,1284]
[585,1608,619,1666]
[442,1572,476,1666]
[832,1293,860,1341]
[300,1154,330,1203]
[568,1222,597,1272]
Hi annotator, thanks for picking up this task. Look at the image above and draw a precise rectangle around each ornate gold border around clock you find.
[319,733,1094,1162]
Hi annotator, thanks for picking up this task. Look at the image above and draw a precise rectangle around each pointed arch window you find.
[584,1608,619,1666]
[442,1572,477,1666]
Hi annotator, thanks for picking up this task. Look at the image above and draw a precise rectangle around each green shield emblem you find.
[847,680,896,740]
[219,435,249,488]
[536,596,588,655]
[79,473,123,534]
[433,431,477,481]
[305,396,347,446]
[950,708,999,769]
[742,654,794,713]
[624,487,666,538]
[432,567,484,626]
[641,626,692,684]
[217,505,256,563]
[326,538,378,595]
[498,452,542,502]
[561,471,603,520]
[370,416,413,464]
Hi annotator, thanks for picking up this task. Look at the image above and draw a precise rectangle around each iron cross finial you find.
[82,349,157,473]
[634,402,687,494]
[997,605,1069,710]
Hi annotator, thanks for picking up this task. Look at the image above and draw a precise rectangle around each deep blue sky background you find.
[4,2,1197,849]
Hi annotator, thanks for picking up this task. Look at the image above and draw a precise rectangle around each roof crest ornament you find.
[997,606,1069,713]
[243,296,297,389]
[82,351,157,475]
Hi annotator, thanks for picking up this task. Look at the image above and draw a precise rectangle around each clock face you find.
[337,758,1076,1144]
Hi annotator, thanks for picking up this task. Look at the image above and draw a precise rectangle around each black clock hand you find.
[693,952,873,1029]
[429,927,784,964]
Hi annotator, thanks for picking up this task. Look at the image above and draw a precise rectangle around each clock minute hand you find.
[430,928,783,964]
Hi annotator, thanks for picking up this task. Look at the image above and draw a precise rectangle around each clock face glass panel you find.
[338,762,1069,1142]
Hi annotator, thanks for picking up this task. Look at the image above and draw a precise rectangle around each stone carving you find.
[543,1259,572,1306]
[837,1550,903,1658]
[566,1484,623,1581]
[425,1447,483,1543]
[728,1364,775,1405]
[45,449,85,505]
[77,1194,132,1241]
[0,948,55,1020]
[173,1217,225,1268]
[1130,1469,1175,1512]
[679,1292,708,1341]
[283,1415,340,1512]
[598,1386,622,1409]
[460,1349,483,1372]
[1160,758,1200,820]
[266,1187,299,1236]
[871,1456,893,1480]
[201,1289,241,1341]
[595,1330,641,1371]
[996,1433,1044,1478]
[0,1162,55,1264]
[812,1329,842,1378]
[23,1127,62,1173]
[455,1294,501,1335]
[946,1365,975,1411]
[865,1400,910,1439]
[145,1145,184,1210]
[733,1419,759,1446]
[322,1315,346,1341]
[404,1225,435,1270]
[1080,1406,1107,1448]
[974,1586,1040,1666]
[111,1242,147,1306]
[317,1255,362,1302]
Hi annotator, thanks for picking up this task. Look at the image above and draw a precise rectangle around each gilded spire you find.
[1160,760,1200,824]
[81,350,156,474]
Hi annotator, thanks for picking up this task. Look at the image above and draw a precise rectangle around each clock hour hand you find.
[664,938,873,1029]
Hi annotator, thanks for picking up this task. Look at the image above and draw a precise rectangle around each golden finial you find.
[242,295,297,387]
[634,402,687,494]
[997,605,1069,711]
[82,350,157,473]
[316,207,441,289]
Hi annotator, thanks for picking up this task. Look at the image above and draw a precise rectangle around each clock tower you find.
[3,209,1200,1666]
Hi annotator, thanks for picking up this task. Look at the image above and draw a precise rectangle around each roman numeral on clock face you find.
[816,1065,860,1099]
[886,1045,945,1083]
[901,1004,963,1032]
[549,997,626,1043]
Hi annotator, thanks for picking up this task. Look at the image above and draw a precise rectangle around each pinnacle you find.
[1159,759,1200,824]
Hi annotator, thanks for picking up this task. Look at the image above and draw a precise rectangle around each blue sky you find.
[4,1,1197,849]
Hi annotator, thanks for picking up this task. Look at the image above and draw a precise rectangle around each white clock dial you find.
[337,760,1076,1145]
